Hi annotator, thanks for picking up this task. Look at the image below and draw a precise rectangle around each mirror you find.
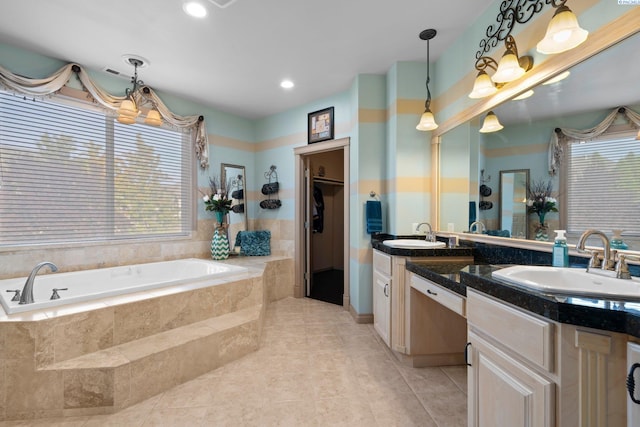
[499,169,529,239]
[221,163,248,242]
[438,28,640,245]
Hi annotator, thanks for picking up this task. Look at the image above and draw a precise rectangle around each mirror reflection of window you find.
[565,130,639,248]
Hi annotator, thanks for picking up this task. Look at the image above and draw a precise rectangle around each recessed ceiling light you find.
[280,80,294,89]
[183,1,207,18]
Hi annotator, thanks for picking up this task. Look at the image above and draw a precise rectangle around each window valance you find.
[548,106,640,176]
[0,62,209,168]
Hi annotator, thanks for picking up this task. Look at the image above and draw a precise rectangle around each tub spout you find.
[20,262,58,305]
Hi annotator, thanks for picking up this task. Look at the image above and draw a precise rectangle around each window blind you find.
[0,91,193,247]
[566,133,640,236]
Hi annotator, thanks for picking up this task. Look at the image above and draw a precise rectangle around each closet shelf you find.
[313,176,344,185]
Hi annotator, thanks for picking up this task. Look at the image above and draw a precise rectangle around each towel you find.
[468,201,477,229]
[234,230,271,256]
[366,200,383,234]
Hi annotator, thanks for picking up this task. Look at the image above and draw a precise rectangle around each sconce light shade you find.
[492,49,526,83]
[416,109,438,131]
[144,109,162,126]
[513,89,534,101]
[479,111,504,133]
[537,6,588,54]
[469,71,498,98]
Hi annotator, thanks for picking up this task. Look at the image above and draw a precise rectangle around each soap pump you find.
[610,229,628,250]
[552,230,569,268]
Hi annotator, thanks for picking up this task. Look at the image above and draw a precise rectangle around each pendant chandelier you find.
[416,29,438,132]
[117,57,162,126]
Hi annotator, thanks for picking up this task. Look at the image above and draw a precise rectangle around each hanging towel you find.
[468,201,477,229]
[366,200,383,234]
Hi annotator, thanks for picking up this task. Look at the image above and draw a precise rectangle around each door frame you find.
[294,137,350,309]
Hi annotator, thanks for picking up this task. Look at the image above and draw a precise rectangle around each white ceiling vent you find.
[102,67,132,81]
[207,0,238,8]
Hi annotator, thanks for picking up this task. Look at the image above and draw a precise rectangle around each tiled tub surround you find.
[0,256,293,421]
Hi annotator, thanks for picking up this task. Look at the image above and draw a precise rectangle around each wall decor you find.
[308,107,334,144]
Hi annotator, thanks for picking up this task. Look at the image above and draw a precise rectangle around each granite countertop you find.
[371,234,473,258]
[405,261,640,339]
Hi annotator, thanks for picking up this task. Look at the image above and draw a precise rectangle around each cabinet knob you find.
[384,283,389,297]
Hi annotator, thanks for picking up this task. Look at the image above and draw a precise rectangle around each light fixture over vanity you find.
[468,1,587,100]
[416,28,438,131]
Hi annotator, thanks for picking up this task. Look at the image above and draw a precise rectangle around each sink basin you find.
[382,239,446,249]
[491,265,640,299]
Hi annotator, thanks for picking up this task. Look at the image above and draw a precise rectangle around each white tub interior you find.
[0,258,247,315]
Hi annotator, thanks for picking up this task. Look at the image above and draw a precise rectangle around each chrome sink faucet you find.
[415,222,435,242]
[469,221,485,234]
[20,262,58,305]
[576,229,614,271]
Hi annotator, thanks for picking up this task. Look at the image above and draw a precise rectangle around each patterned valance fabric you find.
[0,63,209,168]
[548,106,640,176]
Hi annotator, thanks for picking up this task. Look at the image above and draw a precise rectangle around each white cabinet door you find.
[373,269,391,347]
[468,331,554,427]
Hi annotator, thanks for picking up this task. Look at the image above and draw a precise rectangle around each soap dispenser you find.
[610,229,628,250]
[552,230,569,267]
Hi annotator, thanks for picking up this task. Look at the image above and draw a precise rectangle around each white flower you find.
[202,195,210,202]
[213,194,221,201]
[527,199,533,207]
[545,197,557,204]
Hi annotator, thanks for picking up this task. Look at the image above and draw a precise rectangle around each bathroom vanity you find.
[371,235,473,366]
[372,233,640,425]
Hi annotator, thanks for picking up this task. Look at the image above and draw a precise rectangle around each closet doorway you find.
[294,138,350,309]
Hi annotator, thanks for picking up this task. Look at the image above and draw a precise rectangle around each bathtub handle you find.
[6,289,21,302]
[50,288,68,300]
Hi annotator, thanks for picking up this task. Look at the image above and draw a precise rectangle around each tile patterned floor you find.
[1,297,467,426]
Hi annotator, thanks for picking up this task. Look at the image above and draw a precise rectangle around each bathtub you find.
[0,258,248,315]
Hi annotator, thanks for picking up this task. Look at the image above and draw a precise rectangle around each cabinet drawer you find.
[373,249,391,276]
[410,273,465,317]
[467,290,554,372]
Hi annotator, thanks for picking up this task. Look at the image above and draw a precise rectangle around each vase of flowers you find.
[203,177,233,260]
[527,179,558,241]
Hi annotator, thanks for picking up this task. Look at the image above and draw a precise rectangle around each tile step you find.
[42,305,262,412]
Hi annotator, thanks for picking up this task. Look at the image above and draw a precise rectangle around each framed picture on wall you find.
[308,107,334,144]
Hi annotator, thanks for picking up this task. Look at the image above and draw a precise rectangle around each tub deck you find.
[0,256,294,421]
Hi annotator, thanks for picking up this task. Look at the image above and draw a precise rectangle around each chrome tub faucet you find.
[20,262,58,305]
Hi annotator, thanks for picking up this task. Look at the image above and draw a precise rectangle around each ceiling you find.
[0,0,495,119]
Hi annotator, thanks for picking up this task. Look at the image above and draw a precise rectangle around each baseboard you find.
[349,305,373,324]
